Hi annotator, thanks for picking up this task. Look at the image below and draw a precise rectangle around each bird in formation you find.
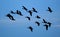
[47,7,52,13]
[28,26,33,32]
[42,19,47,23]
[36,15,41,19]
[6,14,15,21]
[32,8,37,13]
[28,10,32,16]
[25,16,30,21]
[16,10,23,16]
[47,22,51,27]
[35,21,40,26]
[22,6,28,11]
[10,10,16,14]
[44,24,49,30]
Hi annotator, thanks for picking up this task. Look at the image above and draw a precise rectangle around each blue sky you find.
[0,0,60,37]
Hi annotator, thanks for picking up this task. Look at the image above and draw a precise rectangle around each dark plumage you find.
[32,8,37,13]
[28,10,32,16]
[47,22,51,27]
[47,7,52,13]
[44,24,48,30]
[35,21,40,26]
[28,26,33,32]
[16,10,23,16]
[25,16,30,20]
[42,19,47,23]
[10,10,16,14]
[36,15,40,19]
[22,6,28,11]
[6,14,15,21]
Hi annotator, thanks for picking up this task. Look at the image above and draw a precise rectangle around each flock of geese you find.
[6,6,52,32]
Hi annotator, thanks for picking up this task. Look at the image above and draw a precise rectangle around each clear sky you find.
[0,0,60,37]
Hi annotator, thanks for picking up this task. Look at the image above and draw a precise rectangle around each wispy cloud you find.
[52,25,60,28]
[0,18,30,25]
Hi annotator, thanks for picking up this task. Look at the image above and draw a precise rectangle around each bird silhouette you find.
[32,8,37,13]
[22,6,28,11]
[42,19,47,23]
[47,22,51,27]
[25,16,30,20]
[36,15,41,19]
[28,26,33,32]
[10,10,16,14]
[6,14,15,21]
[44,24,48,30]
[35,21,40,26]
[47,7,52,13]
[16,10,23,16]
[28,10,32,16]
